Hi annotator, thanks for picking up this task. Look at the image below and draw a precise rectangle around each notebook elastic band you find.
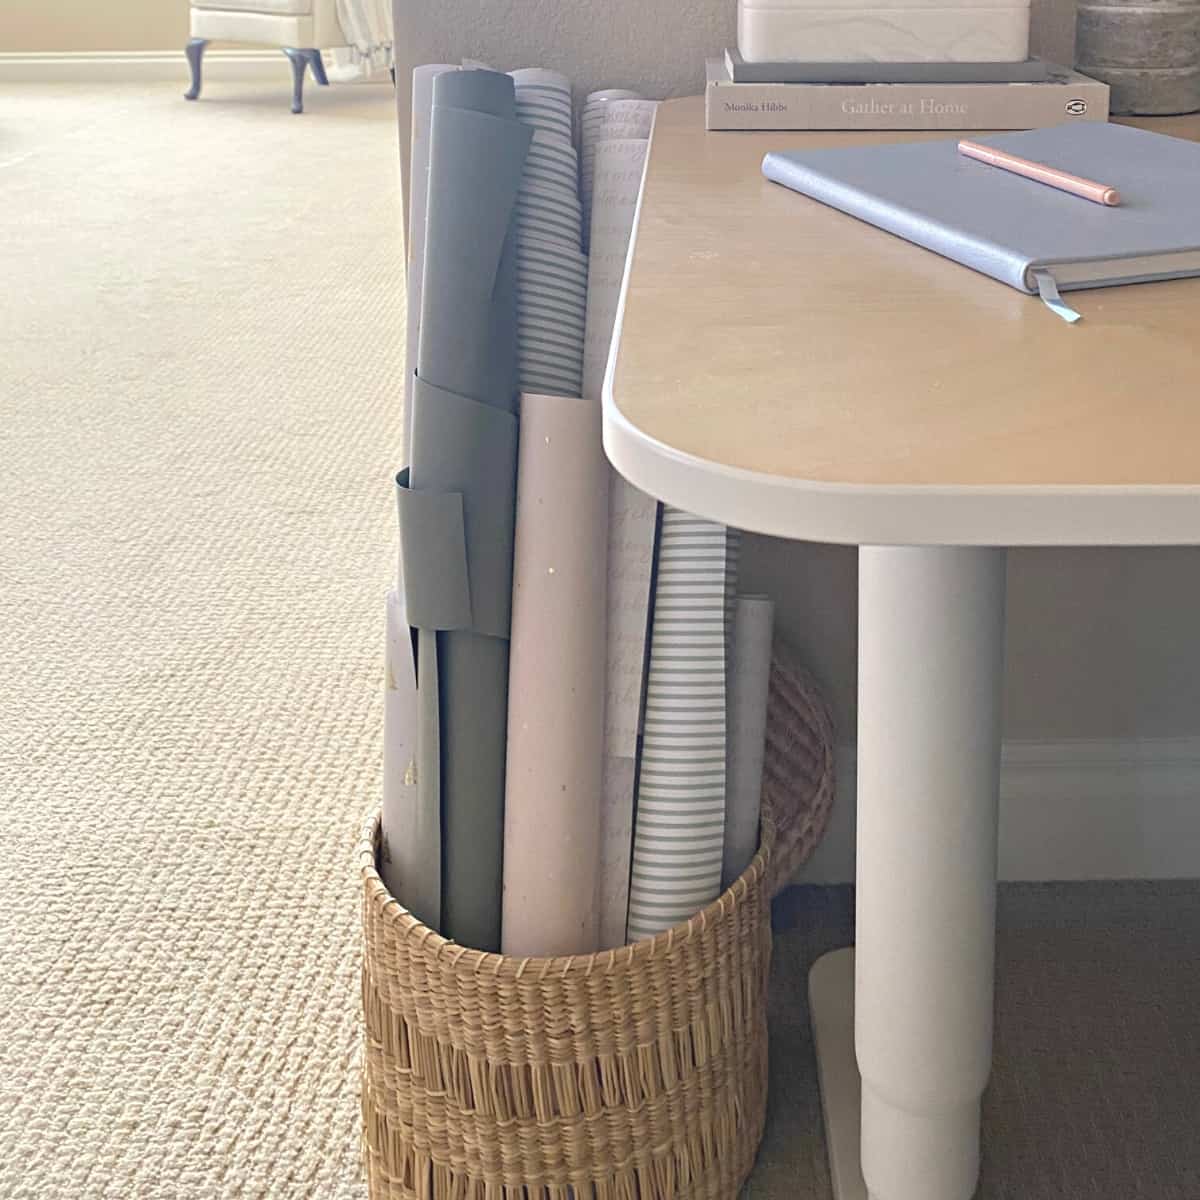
[1032,269,1081,324]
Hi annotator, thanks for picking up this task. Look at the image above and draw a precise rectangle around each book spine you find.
[761,152,1032,292]
[707,80,1110,132]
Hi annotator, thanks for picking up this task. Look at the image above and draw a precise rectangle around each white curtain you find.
[330,0,393,78]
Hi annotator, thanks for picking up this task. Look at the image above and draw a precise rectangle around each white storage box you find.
[738,0,1031,63]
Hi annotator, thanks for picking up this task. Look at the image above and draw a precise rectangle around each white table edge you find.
[602,386,1200,547]
[603,100,1200,550]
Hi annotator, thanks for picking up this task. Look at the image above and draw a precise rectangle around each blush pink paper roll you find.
[501,392,609,957]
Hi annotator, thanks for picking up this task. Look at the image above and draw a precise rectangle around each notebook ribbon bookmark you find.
[1032,269,1081,324]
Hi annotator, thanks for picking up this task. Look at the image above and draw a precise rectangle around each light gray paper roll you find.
[722,595,775,890]
[381,588,440,927]
[502,394,608,957]
[626,512,737,942]
[397,69,531,952]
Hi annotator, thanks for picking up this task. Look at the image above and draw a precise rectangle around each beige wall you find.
[0,0,189,52]
[740,540,1200,741]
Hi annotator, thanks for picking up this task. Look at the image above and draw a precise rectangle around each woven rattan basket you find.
[761,647,837,895]
[359,811,775,1200]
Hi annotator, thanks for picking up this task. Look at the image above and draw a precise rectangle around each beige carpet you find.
[1,79,402,1199]
[3,78,1198,1200]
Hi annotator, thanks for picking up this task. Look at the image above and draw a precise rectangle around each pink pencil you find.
[957,138,1122,207]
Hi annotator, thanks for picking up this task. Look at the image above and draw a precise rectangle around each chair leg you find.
[309,49,329,87]
[282,48,327,114]
[184,37,208,101]
[283,47,308,113]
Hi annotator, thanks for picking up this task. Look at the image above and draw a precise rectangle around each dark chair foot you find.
[309,49,329,87]
[184,37,209,101]
[282,47,327,113]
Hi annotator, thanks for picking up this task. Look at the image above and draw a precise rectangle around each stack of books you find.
[706,51,1111,131]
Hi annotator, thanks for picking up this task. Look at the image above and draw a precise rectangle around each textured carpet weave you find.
[761,882,1200,1200]
[0,80,401,1200]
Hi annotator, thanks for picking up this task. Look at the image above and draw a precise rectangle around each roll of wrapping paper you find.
[396,69,531,951]
[583,131,660,949]
[502,395,608,956]
[511,68,587,399]
[721,595,775,890]
[582,136,652,411]
[390,57,438,921]
[387,65,458,922]
[580,89,642,251]
[626,514,740,942]
[380,588,439,927]
[405,64,459,449]
[516,233,588,399]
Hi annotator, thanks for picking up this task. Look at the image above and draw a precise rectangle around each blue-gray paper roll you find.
[405,64,459,452]
[395,69,531,952]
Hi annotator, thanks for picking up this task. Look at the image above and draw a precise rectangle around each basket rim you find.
[359,808,775,979]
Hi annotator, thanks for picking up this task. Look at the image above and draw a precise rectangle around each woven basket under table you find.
[359,811,775,1200]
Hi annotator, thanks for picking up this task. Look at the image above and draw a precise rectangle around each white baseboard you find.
[796,737,1200,885]
[0,50,289,84]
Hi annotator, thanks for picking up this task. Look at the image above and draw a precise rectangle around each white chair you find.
[184,0,348,113]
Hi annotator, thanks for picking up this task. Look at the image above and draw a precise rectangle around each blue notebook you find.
[762,123,1200,320]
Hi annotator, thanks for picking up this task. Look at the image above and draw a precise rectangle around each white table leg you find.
[855,545,1006,1200]
[809,545,1006,1199]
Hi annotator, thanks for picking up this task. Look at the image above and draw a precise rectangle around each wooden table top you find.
[603,98,1200,546]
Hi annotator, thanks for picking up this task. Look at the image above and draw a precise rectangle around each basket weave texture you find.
[761,648,837,895]
[359,812,775,1200]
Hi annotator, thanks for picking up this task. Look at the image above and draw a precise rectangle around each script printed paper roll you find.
[580,89,642,249]
[502,394,608,957]
[722,595,775,889]
[626,512,733,941]
[584,132,659,949]
[601,98,657,136]
[586,136,656,756]
[583,137,651,408]
[380,588,440,928]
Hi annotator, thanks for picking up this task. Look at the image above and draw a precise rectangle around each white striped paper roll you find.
[511,70,586,398]
[513,73,583,254]
[626,511,738,942]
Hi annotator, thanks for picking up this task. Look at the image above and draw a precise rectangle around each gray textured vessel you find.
[1077,0,1200,114]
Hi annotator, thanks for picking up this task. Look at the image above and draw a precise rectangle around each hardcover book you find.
[762,122,1200,310]
[724,47,1052,85]
[705,57,1110,131]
